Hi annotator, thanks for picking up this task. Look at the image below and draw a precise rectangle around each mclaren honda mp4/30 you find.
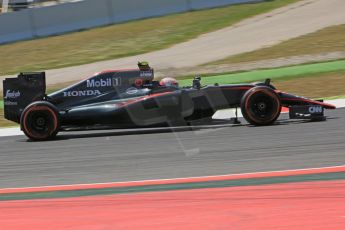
[3,62,336,141]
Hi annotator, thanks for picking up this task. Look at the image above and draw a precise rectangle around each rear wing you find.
[3,72,46,123]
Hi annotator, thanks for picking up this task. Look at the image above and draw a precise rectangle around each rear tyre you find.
[241,86,281,126]
[20,101,60,141]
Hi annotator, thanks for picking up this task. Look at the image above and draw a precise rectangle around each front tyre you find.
[20,101,60,141]
[241,86,281,126]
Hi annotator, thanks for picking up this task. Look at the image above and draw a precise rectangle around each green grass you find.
[212,24,345,64]
[180,60,345,86]
[180,60,345,99]
[273,70,345,99]
[0,108,14,128]
[0,100,13,127]
[0,0,299,75]
[322,95,345,100]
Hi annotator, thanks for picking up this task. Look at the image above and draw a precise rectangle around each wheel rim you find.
[247,92,279,121]
[27,110,55,137]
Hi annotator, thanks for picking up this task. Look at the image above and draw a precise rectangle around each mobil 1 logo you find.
[87,77,121,88]
[87,78,111,88]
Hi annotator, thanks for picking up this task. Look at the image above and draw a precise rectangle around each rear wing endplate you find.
[3,72,46,123]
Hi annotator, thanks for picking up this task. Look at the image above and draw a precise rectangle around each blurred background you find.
[0,0,80,12]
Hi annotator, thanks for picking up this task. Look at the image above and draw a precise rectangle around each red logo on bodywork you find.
[135,78,143,87]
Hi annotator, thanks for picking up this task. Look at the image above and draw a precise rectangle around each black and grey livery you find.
[3,62,336,141]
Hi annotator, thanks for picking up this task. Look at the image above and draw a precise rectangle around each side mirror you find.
[193,76,201,89]
[264,78,271,86]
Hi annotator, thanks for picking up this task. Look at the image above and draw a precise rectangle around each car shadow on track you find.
[52,121,242,141]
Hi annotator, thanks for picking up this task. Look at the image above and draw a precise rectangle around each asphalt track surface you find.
[0,108,344,189]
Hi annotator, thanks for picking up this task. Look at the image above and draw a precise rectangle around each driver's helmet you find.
[159,77,179,87]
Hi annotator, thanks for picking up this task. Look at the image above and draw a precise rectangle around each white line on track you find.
[0,164,344,192]
[0,127,21,137]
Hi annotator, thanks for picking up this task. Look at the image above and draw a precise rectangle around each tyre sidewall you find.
[241,86,281,126]
[20,101,60,141]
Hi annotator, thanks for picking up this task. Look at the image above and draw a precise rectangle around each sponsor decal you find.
[63,90,101,97]
[4,101,18,106]
[309,106,323,114]
[135,78,143,87]
[140,71,153,77]
[87,77,121,88]
[4,90,20,99]
[87,78,112,88]
[126,87,138,95]
[113,77,121,87]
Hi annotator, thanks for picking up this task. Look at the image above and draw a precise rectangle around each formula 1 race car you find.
[3,62,336,141]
